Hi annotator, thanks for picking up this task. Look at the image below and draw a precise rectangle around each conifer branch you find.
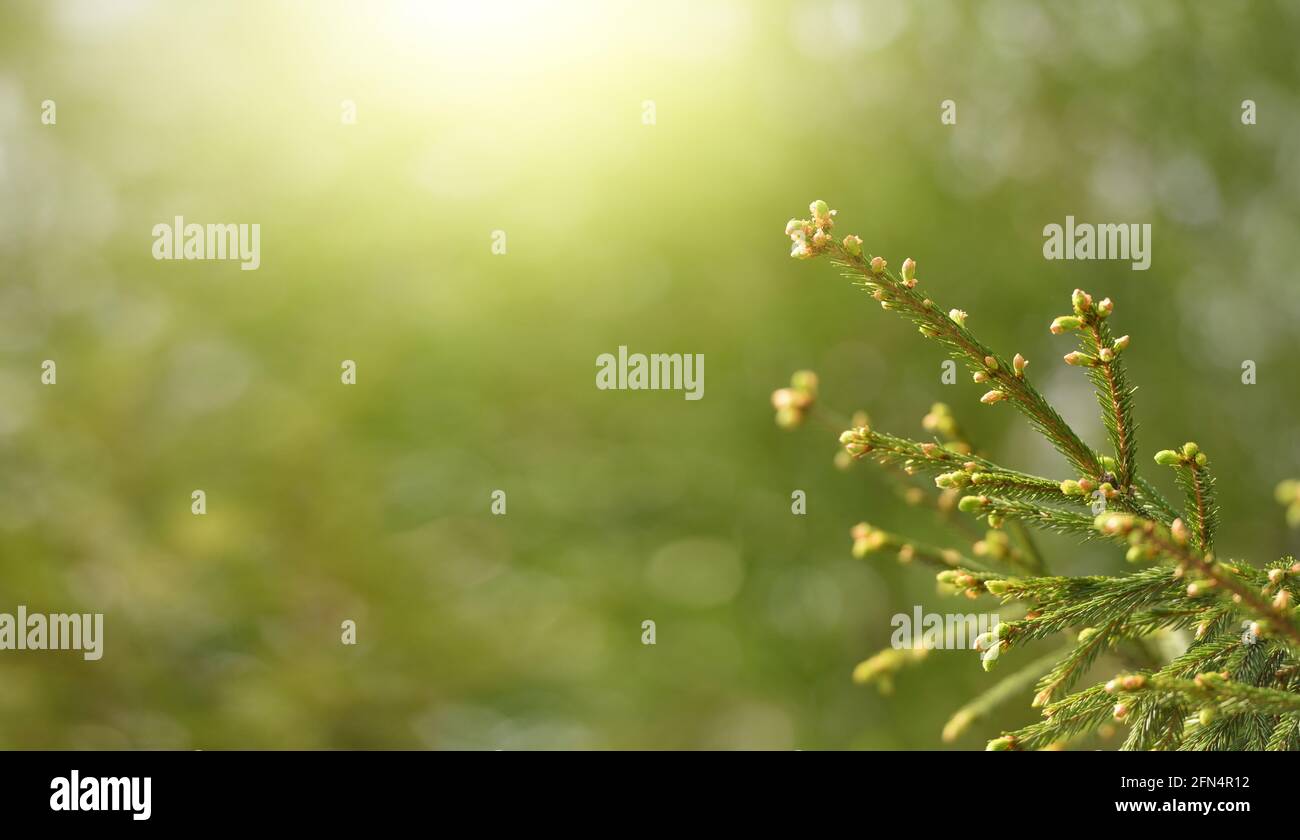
[919,403,1047,572]
[1134,474,1179,524]
[942,647,1064,743]
[1154,443,1218,553]
[1052,290,1138,491]
[785,203,1103,482]
[851,645,930,694]
[837,426,1078,508]
[980,567,1183,646]
[970,528,1040,576]
[776,200,1300,749]
[1109,671,1300,718]
[834,254,1105,482]
[810,405,990,544]
[1032,622,1127,708]
[956,495,1107,541]
[1265,713,1300,750]
[1095,512,1300,651]
[989,683,1115,750]
[1014,623,1292,750]
[849,522,989,572]
[1163,630,1253,682]
[1120,695,1187,751]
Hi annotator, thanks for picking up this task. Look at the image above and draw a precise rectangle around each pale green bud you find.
[774,406,802,429]
[1050,315,1083,334]
[1013,353,1028,377]
[772,387,810,411]
[1095,512,1135,535]
[790,370,819,397]
[935,471,970,489]
[1275,480,1300,504]
[1154,449,1182,466]
[981,646,1001,672]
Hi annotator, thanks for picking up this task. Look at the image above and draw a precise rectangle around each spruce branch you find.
[1134,474,1179,524]
[942,647,1064,743]
[849,522,989,572]
[1033,622,1128,709]
[922,402,1048,573]
[851,644,930,694]
[1121,694,1187,751]
[1154,443,1218,553]
[781,388,995,553]
[1108,671,1300,718]
[1163,630,1251,680]
[1051,290,1139,491]
[1265,713,1300,750]
[1095,512,1300,651]
[955,495,1107,542]
[1001,627,1288,751]
[837,425,1077,507]
[776,200,1300,749]
[822,404,993,543]
[785,205,1104,482]
[990,683,1116,750]
[970,528,1039,576]
[983,567,1184,648]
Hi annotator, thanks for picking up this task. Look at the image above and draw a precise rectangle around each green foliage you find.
[778,202,1300,750]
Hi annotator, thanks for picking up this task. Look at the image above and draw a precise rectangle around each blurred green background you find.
[2,0,1299,748]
